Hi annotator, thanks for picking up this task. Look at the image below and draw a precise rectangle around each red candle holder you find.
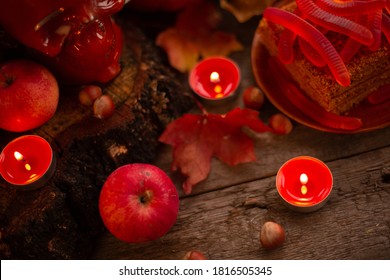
[276,156,333,212]
[189,57,240,103]
[0,135,56,190]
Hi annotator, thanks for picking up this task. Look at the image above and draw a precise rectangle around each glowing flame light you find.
[210,71,220,83]
[14,151,32,171]
[300,173,308,195]
[14,151,24,161]
[209,72,224,96]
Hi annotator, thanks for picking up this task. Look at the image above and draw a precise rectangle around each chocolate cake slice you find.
[255,1,390,115]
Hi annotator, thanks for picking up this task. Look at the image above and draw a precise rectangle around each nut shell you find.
[183,250,207,260]
[259,221,285,249]
[242,86,265,110]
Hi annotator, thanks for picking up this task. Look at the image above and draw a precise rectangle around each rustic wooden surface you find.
[92,10,390,260]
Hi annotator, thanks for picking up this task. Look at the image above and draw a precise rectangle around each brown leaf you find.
[220,0,276,22]
[199,31,243,58]
[155,0,243,72]
[156,28,199,73]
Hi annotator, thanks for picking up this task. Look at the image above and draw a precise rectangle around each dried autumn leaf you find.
[156,28,199,73]
[199,31,244,57]
[159,107,272,194]
[156,0,243,72]
[220,0,276,22]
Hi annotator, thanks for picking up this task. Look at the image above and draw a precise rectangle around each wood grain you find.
[1,4,389,260]
[92,7,390,260]
[93,144,390,259]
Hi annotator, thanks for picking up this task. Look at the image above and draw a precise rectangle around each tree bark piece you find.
[0,20,194,259]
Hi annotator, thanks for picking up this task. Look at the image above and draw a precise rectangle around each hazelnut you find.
[93,95,115,119]
[259,221,285,249]
[79,85,102,107]
[242,86,265,110]
[183,250,207,260]
[269,113,293,134]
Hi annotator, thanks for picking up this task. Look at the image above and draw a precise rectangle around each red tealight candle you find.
[189,57,240,101]
[276,156,333,212]
[0,135,56,190]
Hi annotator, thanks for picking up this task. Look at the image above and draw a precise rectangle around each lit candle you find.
[189,57,240,102]
[0,135,56,190]
[276,156,333,212]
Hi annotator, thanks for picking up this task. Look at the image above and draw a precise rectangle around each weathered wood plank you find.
[93,4,390,260]
[145,23,390,197]
[93,144,390,259]
[154,123,390,197]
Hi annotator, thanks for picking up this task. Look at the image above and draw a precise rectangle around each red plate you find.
[251,32,390,134]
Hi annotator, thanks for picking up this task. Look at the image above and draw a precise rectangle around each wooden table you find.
[93,10,390,260]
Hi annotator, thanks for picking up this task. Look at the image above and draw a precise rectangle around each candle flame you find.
[14,151,32,171]
[14,151,25,161]
[300,173,308,195]
[210,71,220,83]
[300,173,308,185]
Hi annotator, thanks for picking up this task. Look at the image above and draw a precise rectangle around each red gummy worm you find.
[368,10,383,51]
[382,14,390,44]
[298,36,326,67]
[263,7,350,86]
[317,0,387,16]
[296,0,373,46]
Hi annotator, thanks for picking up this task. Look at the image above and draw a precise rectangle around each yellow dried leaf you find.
[220,0,276,22]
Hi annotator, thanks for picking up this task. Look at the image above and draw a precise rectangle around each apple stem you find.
[139,190,153,205]
[0,72,13,87]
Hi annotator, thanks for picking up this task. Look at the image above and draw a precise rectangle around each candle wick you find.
[14,151,26,162]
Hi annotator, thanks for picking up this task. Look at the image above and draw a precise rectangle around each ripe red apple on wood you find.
[0,59,59,132]
[99,163,180,243]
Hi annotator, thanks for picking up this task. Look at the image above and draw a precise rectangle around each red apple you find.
[0,59,59,132]
[99,163,180,243]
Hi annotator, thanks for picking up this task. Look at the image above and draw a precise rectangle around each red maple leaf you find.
[159,107,273,194]
[156,0,243,72]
